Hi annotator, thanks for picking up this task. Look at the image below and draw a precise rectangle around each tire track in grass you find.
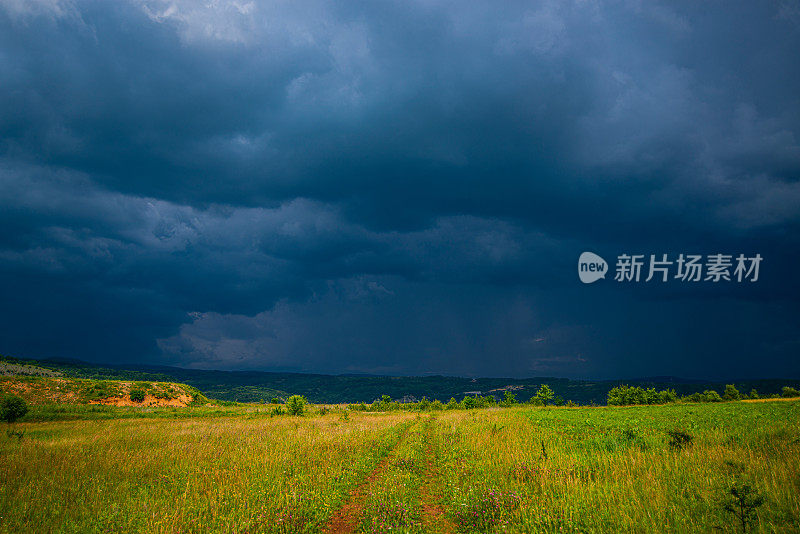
[419,417,457,534]
[322,421,412,534]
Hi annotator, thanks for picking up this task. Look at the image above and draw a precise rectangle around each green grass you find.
[433,401,800,533]
[0,401,798,533]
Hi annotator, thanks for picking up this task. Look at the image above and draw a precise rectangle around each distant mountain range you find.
[3,355,799,405]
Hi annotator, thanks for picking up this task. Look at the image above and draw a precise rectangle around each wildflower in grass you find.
[455,489,521,531]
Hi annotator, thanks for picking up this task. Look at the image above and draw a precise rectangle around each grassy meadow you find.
[0,401,798,533]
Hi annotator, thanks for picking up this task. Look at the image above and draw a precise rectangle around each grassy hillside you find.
[0,374,209,407]
[0,401,797,532]
[4,355,799,405]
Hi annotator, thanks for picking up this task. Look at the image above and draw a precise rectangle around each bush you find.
[445,397,459,410]
[270,397,282,404]
[533,384,554,406]
[497,391,516,407]
[129,388,146,403]
[1,395,28,423]
[722,477,764,533]
[286,395,307,416]
[748,389,759,400]
[781,386,800,398]
[607,385,646,406]
[723,384,741,401]
[658,388,678,404]
[666,429,693,450]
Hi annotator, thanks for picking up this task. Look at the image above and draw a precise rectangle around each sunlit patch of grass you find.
[430,401,800,533]
[0,412,415,533]
[0,401,798,533]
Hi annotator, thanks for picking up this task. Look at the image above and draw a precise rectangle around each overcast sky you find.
[1,0,799,379]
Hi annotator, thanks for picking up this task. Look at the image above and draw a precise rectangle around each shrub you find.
[1,395,28,423]
[270,397,282,404]
[667,429,693,450]
[533,384,554,406]
[445,397,459,410]
[723,384,741,401]
[607,385,645,406]
[781,386,800,398]
[418,397,431,411]
[748,389,759,400]
[430,399,444,411]
[474,395,489,408]
[722,478,764,533]
[500,391,518,407]
[703,390,723,402]
[271,406,285,416]
[462,396,476,409]
[286,395,307,416]
[6,429,25,440]
[658,389,679,404]
[129,388,146,403]
[607,385,680,406]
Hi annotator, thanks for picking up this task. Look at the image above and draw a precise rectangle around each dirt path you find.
[321,425,410,534]
[419,418,457,534]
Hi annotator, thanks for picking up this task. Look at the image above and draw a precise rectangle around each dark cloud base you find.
[1,0,799,379]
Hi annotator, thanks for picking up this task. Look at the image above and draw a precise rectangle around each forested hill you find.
[3,355,798,405]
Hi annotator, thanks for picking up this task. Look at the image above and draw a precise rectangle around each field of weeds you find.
[0,401,798,533]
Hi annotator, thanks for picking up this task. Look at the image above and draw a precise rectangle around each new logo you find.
[578,252,607,284]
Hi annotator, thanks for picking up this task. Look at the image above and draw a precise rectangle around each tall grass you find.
[0,413,414,533]
[432,401,800,532]
[0,401,797,533]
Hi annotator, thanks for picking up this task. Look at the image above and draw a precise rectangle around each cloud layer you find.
[1,0,799,378]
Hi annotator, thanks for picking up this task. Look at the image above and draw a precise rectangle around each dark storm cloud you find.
[0,0,798,378]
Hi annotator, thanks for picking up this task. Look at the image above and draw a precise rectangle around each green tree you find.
[748,389,759,400]
[781,386,800,398]
[286,395,307,416]
[418,397,431,411]
[723,384,741,401]
[129,388,145,403]
[500,391,518,407]
[534,384,555,406]
[1,395,28,423]
[722,478,764,533]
